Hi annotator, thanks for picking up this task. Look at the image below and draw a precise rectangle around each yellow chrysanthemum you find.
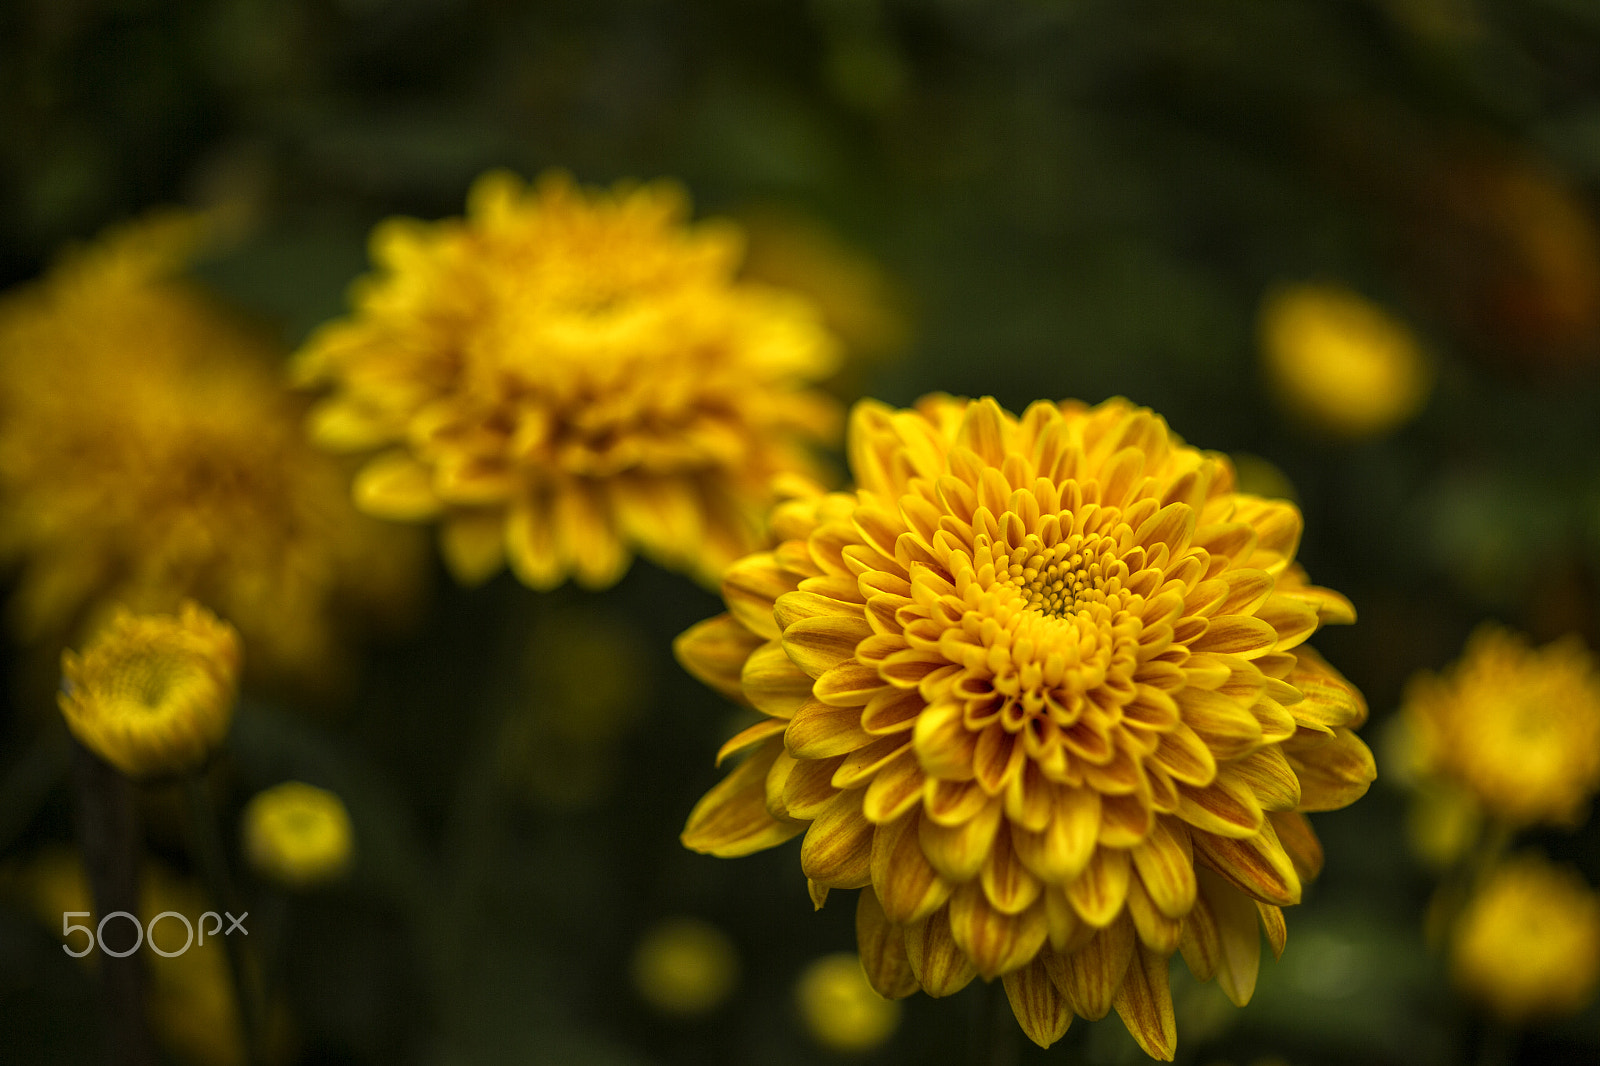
[677,396,1374,1060]
[293,170,842,591]
[1259,283,1431,439]
[1403,625,1600,828]
[0,213,424,684]
[241,781,354,888]
[59,602,240,779]
[1451,854,1600,1022]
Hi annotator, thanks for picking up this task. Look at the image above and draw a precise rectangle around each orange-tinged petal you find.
[1065,845,1132,927]
[1113,941,1177,1061]
[1286,646,1366,731]
[1059,913,1135,1020]
[905,906,978,997]
[1125,875,1183,954]
[1269,811,1324,880]
[1130,817,1197,919]
[1176,773,1264,839]
[1227,745,1301,811]
[948,880,1048,979]
[800,790,874,889]
[857,887,919,999]
[1256,901,1287,960]
[675,613,763,702]
[913,700,979,780]
[1193,818,1301,907]
[862,748,925,823]
[781,753,845,819]
[872,812,953,925]
[1004,956,1073,1048]
[1285,727,1376,812]
[682,741,804,857]
[980,825,1044,915]
[814,659,889,706]
[1190,615,1277,658]
[1177,688,1263,760]
[1178,887,1220,981]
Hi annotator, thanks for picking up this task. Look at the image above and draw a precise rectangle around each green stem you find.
[183,775,267,1066]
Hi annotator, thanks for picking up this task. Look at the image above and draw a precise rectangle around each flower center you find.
[1000,531,1118,620]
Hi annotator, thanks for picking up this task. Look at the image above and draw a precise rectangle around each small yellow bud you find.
[794,952,901,1053]
[58,601,240,779]
[241,781,354,889]
[630,917,739,1017]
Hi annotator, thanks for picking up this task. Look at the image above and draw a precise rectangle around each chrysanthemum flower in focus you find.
[677,395,1374,1059]
[794,952,901,1052]
[0,213,424,685]
[1451,854,1600,1022]
[1259,283,1432,439]
[58,602,240,779]
[242,781,354,888]
[293,170,841,591]
[1402,625,1600,829]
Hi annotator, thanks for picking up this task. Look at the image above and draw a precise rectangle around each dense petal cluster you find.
[0,214,423,683]
[58,602,240,779]
[1403,625,1600,828]
[1450,854,1600,1021]
[677,395,1374,1059]
[293,170,841,591]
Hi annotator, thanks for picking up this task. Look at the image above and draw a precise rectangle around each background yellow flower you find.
[1450,854,1600,1022]
[241,781,353,888]
[1402,625,1600,829]
[294,170,842,591]
[0,215,424,687]
[678,395,1373,1059]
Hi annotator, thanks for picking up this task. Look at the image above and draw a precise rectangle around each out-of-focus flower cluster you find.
[0,214,424,686]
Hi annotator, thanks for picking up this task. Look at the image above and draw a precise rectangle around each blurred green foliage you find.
[3,1,1600,1064]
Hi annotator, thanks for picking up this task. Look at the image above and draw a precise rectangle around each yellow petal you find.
[1112,942,1177,1061]
[1285,646,1367,731]
[1178,888,1220,981]
[355,451,442,520]
[948,880,1048,979]
[801,790,874,888]
[1176,773,1264,839]
[743,641,815,718]
[721,553,791,641]
[905,906,978,997]
[862,748,925,824]
[1177,688,1263,760]
[786,698,873,759]
[980,825,1043,915]
[1199,869,1262,1007]
[554,485,626,589]
[1065,845,1132,928]
[1256,901,1287,960]
[912,700,979,780]
[814,659,889,706]
[1227,745,1301,811]
[1059,913,1135,1020]
[1268,811,1324,880]
[439,511,506,585]
[506,495,565,589]
[715,717,788,767]
[1013,785,1100,884]
[782,614,872,678]
[1129,817,1197,919]
[1285,727,1376,812]
[1003,955,1072,1048]
[780,753,843,819]
[682,741,804,857]
[1125,875,1183,954]
[1193,818,1301,907]
[872,812,952,925]
[856,888,919,999]
[919,797,1003,883]
[675,614,763,703]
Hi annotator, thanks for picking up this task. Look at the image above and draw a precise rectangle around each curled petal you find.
[1014,787,1099,883]
[675,614,763,702]
[1113,941,1177,1061]
[1285,727,1376,812]
[1269,810,1325,880]
[682,741,804,857]
[872,812,952,924]
[781,613,873,677]
[1065,845,1132,928]
[743,641,814,717]
[1059,913,1135,1020]
[1129,817,1197,919]
[948,880,1048,979]
[722,554,792,641]
[800,790,874,888]
[1193,817,1302,907]
[1198,868,1262,1007]
[920,796,1004,883]
[905,906,978,997]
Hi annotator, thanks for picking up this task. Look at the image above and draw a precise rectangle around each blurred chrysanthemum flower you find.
[0,213,424,685]
[59,602,240,779]
[677,395,1374,1059]
[794,952,901,1052]
[242,781,354,889]
[1259,283,1432,439]
[1451,854,1600,1022]
[1402,625,1600,829]
[293,170,842,591]
[630,917,739,1017]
